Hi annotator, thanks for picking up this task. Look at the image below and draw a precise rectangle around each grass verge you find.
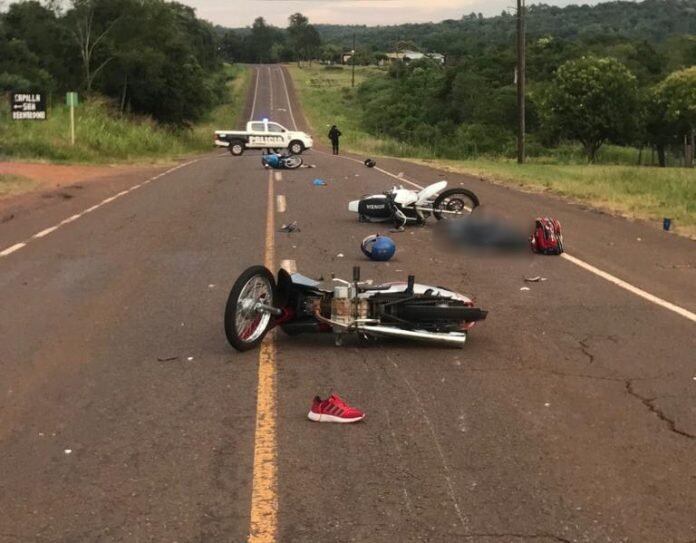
[0,64,250,164]
[288,64,696,236]
[0,174,39,198]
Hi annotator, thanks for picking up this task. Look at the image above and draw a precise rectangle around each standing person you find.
[328,125,342,155]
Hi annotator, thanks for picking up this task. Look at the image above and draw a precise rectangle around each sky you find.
[193,0,610,27]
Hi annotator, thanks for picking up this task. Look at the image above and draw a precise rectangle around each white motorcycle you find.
[224,265,487,351]
[348,181,479,228]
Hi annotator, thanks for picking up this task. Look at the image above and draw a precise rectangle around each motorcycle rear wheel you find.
[432,189,479,220]
[224,266,276,351]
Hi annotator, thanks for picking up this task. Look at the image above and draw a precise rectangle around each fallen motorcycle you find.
[224,265,487,351]
[348,181,479,227]
[262,152,303,170]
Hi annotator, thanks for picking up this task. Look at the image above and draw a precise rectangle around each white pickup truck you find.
[215,120,313,156]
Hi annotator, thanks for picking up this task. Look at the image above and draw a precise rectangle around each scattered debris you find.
[157,355,178,362]
[520,286,531,291]
[390,226,405,233]
[336,253,344,258]
[279,221,300,233]
[187,356,194,361]
[364,158,376,168]
[208,284,215,288]
[637,237,642,242]
[301,163,316,169]
[524,276,547,282]
[544,403,551,407]
[663,218,672,231]
[64,449,72,455]
[313,178,327,186]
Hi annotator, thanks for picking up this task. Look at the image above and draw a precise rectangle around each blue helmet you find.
[361,234,396,261]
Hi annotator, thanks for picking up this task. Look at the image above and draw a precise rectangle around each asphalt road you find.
[1,65,694,543]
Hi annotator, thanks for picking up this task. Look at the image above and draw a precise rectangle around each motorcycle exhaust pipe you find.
[359,325,467,346]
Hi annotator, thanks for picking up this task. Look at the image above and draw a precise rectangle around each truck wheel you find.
[288,140,304,155]
[229,140,244,156]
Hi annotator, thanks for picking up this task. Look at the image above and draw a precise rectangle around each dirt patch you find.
[0,161,155,193]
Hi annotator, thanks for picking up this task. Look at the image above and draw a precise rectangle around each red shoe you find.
[308,394,365,423]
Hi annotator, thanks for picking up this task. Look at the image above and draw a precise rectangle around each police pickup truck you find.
[215,119,313,155]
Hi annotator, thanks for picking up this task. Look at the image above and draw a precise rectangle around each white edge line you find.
[278,66,298,131]
[33,226,59,238]
[0,243,26,257]
[0,159,200,259]
[561,253,696,323]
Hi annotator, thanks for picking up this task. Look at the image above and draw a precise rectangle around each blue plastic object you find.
[262,153,281,168]
[313,178,327,186]
[361,234,396,261]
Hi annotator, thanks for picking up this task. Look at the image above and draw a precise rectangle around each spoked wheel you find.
[433,189,480,220]
[224,266,276,351]
[283,155,303,169]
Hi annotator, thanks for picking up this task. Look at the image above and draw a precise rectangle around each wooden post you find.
[516,0,526,164]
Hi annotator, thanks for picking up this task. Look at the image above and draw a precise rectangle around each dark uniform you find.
[328,125,342,155]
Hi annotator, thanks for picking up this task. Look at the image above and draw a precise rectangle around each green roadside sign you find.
[66,92,78,107]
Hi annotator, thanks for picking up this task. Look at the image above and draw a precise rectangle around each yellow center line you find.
[249,170,278,543]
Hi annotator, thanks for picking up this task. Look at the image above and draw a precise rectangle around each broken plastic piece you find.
[279,221,300,233]
[524,276,547,282]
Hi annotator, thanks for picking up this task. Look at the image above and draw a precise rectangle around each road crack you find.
[625,380,695,440]
[578,337,595,364]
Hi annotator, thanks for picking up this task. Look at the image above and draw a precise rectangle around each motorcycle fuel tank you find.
[354,194,393,221]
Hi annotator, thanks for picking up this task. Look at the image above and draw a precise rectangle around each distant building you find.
[386,50,445,64]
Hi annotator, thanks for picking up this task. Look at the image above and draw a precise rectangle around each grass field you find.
[0,64,250,164]
[288,64,696,236]
[0,174,38,197]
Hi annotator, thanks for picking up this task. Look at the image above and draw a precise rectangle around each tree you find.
[655,66,696,166]
[287,12,321,66]
[219,29,242,62]
[542,56,640,161]
[248,17,274,63]
[68,0,119,92]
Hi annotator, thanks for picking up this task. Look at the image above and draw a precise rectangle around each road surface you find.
[1,65,695,543]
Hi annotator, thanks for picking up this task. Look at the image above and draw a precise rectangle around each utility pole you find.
[351,33,356,88]
[516,0,526,164]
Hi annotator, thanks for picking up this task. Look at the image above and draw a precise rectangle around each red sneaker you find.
[308,394,365,423]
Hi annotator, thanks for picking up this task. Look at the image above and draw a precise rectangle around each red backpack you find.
[530,217,564,255]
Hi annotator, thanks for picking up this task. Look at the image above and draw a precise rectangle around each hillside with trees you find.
[1,0,225,125]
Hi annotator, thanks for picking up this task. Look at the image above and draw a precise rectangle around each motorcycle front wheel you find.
[224,266,276,351]
[283,155,303,169]
[432,189,479,220]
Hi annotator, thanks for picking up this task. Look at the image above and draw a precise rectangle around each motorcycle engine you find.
[331,286,368,330]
